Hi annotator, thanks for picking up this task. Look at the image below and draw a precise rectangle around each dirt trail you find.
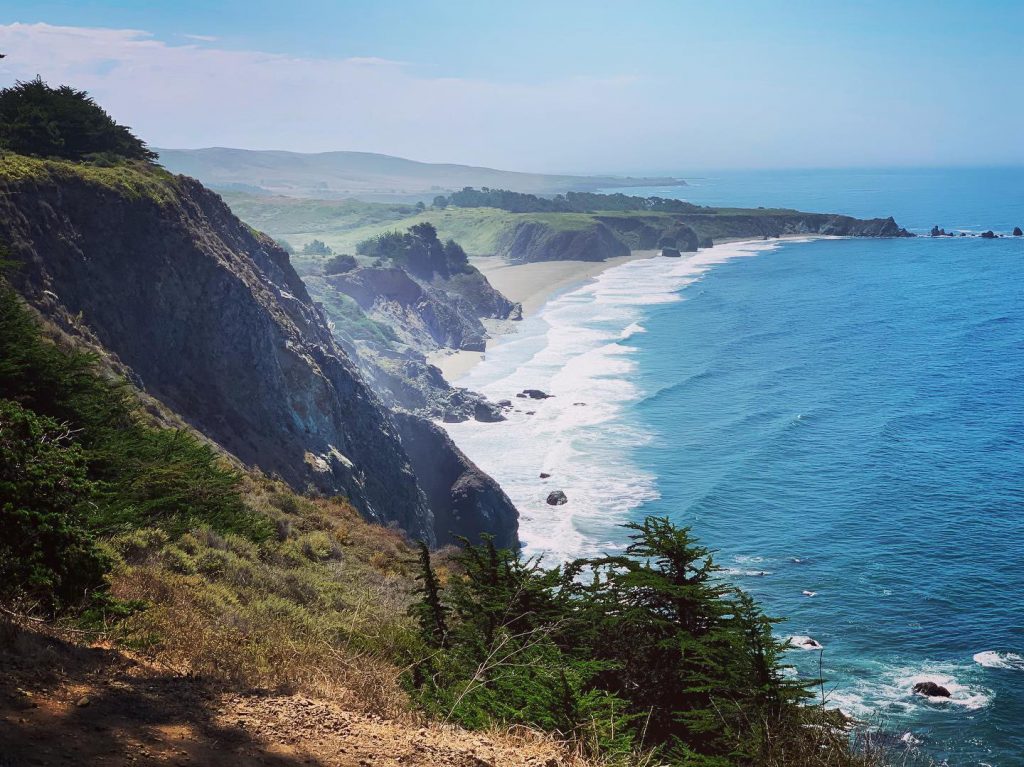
[0,626,577,767]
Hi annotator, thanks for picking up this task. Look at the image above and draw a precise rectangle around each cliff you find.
[393,412,518,548]
[479,209,910,264]
[0,155,518,546]
[495,219,631,263]
[324,266,490,352]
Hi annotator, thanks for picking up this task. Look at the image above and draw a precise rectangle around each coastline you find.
[429,236,819,382]
[427,249,659,380]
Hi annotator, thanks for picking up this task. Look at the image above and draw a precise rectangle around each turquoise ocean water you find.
[445,168,1024,765]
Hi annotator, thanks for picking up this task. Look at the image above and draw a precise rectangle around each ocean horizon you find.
[445,166,1024,765]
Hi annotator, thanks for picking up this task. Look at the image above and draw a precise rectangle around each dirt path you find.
[0,626,576,767]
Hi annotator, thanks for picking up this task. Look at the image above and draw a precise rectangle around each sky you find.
[1,1,1022,173]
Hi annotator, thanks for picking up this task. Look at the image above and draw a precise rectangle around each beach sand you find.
[427,250,658,380]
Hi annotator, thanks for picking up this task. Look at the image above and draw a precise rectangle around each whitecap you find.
[973,650,1024,670]
[787,635,823,650]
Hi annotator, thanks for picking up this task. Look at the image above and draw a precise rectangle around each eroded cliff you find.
[0,156,518,546]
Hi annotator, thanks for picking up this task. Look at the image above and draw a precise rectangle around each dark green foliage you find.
[301,238,332,256]
[0,278,269,611]
[410,542,448,647]
[356,223,470,278]
[434,186,709,214]
[408,518,813,763]
[0,78,156,162]
[0,399,108,611]
[323,253,358,275]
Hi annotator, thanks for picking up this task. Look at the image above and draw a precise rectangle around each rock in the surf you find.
[518,389,553,399]
[981,230,997,239]
[539,472,551,479]
[913,681,951,698]
[546,490,568,506]
[1014,226,1022,236]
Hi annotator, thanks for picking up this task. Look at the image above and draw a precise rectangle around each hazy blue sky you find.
[1,1,1022,172]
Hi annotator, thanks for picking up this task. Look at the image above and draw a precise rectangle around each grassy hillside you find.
[220,193,808,272]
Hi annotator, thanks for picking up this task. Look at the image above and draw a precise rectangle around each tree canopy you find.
[356,222,470,278]
[433,186,708,214]
[0,77,157,162]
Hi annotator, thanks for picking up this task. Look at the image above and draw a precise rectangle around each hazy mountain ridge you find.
[157,147,687,201]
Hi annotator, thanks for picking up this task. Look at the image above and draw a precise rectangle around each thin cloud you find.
[0,22,644,170]
[182,33,219,42]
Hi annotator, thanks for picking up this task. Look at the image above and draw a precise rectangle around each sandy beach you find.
[427,250,659,379]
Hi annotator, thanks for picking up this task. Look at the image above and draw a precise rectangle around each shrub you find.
[0,78,156,161]
[323,253,358,275]
[355,223,470,278]
[0,399,108,611]
[0,280,268,543]
[301,238,332,256]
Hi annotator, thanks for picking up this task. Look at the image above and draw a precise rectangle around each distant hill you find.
[156,147,686,201]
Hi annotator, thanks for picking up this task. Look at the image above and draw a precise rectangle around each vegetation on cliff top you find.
[0,78,156,162]
[434,186,708,214]
[356,221,471,278]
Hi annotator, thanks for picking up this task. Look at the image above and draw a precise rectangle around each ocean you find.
[443,167,1024,765]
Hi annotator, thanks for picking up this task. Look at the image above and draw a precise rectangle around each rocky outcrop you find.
[0,157,518,547]
[326,266,489,352]
[496,220,630,263]
[981,230,997,239]
[393,412,518,548]
[546,490,568,506]
[491,210,910,265]
[1014,226,1022,237]
[913,682,951,698]
[517,389,553,400]
[675,213,914,241]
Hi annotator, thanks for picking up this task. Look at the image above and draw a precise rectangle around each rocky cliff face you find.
[393,412,518,548]
[306,260,519,422]
[0,157,518,547]
[492,211,911,263]
[496,220,631,263]
[675,212,914,240]
[325,266,490,352]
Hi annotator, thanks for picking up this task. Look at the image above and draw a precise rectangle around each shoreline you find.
[428,236,819,382]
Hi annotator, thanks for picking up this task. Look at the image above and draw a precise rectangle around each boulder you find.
[473,401,507,423]
[660,247,682,258]
[539,472,551,479]
[1014,226,1022,237]
[546,490,568,506]
[981,230,997,239]
[913,681,951,698]
[930,225,945,237]
[518,389,553,400]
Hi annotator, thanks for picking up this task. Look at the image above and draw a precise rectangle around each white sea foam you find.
[820,662,993,719]
[445,240,782,561]
[787,635,824,650]
[974,651,1024,670]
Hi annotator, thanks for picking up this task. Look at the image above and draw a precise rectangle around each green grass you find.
[0,154,181,205]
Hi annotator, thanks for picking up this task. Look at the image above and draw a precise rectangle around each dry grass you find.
[103,476,419,718]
